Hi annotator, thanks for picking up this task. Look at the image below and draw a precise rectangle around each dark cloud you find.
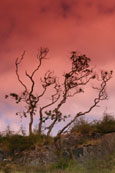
[0,19,15,42]
[85,1,93,8]
[1,0,115,49]
[40,6,48,14]
[97,0,115,15]
[0,0,115,57]
[60,1,72,18]
[98,4,115,15]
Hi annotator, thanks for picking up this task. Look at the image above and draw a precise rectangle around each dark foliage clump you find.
[71,113,115,136]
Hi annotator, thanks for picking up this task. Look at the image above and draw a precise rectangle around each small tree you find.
[6,48,60,135]
[6,49,112,136]
[45,52,112,136]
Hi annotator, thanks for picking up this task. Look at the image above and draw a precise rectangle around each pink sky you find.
[0,0,115,134]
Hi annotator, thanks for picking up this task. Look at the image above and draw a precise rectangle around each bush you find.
[8,135,35,153]
[71,118,96,135]
[71,113,115,136]
[0,132,54,155]
[96,113,115,134]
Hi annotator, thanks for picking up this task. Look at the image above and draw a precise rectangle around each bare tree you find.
[5,50,112,137]
[6,48,60,135]
[45,52,112,136]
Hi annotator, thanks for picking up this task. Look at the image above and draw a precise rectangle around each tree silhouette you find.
[6,48,60,135]
[5,49,112,136]
[45,52,112,136]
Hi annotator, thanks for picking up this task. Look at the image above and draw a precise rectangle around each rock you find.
[62,132,115,161]
[14,145,58,166]
[1,132,114,166]
[61,133,87,149]
[72,147,84,158]
[0,151,4,161]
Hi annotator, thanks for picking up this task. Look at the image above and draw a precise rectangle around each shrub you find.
[70,113,115,136]
[96,113,115,134]
[0,132,54,154]
[71,118,96,135]
[8,135,34,153]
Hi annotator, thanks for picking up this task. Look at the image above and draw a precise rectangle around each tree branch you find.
[38,82,61,134]
[31,48,49,78]
[15,51,28,92]
[57,70,112,136]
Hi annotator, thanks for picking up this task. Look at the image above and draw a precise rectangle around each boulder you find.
[62,132,115,161]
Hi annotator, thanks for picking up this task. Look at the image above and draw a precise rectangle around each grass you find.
[0,132,54,155]
[0,152,115,173]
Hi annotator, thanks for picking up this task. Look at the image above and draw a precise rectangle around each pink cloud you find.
[0,0,115,133]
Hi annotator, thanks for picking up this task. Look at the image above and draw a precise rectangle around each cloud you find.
[96,0,115,15]
[0,0,115,132]
[0,0,115,52]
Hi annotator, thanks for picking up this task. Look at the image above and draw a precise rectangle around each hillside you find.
[0,114,115,172]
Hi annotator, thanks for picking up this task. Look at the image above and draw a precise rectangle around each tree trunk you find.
[29,112,33,135]
[38,108,43,135]
[47,118,57,136]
